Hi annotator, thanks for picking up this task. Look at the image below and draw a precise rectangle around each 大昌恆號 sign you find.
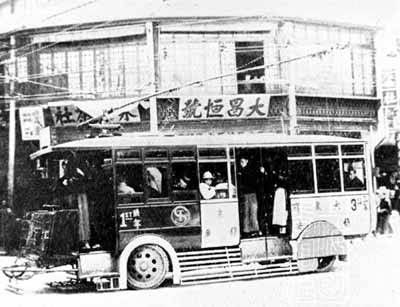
[178,94,270,120]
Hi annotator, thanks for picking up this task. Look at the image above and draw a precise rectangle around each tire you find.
[127,244,169,289]
[316,256,336,272]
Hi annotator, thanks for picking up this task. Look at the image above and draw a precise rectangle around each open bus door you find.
[235,147,292,263]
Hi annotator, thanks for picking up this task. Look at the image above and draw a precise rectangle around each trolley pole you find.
[7,35,16,209]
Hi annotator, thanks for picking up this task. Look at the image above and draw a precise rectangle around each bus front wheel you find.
[316,256,336,272]
[127,244,169,289]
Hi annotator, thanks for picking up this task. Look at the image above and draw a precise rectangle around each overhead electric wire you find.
[0,0,101,55]
[1,5,259,67]
[0,39,375,83]
[0,6,376,107]
[0,43,378,104]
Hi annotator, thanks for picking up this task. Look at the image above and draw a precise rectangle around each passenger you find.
[214,172,236,198]
[237,156,260,238]
[174,174,192,190]
[347,169,364,189]
[117,176,135,195]
[199,171,216,200]
[59,156,90,249]
[145,167,163,197]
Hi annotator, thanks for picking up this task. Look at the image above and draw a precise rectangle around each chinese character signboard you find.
[48,98,143,126]
[19,106,45,140]
[178,94,270,120]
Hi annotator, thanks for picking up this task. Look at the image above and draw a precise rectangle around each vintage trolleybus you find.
[3,132,374,291]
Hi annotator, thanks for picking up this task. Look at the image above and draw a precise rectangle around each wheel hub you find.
[127,245,169,289]
[138,261,149,272]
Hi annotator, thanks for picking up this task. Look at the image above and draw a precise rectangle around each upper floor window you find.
[37,41,151,99]
[235,41,265,94]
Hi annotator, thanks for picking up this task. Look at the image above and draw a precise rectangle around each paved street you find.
[0,235,400,307]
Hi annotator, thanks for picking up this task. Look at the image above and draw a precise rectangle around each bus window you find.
[316,159,341,192]
[199,148,227,159]
[145,149,168,160]
[341,144,364,156]
[116,164,143,203]
[287,146,312,157]
[171,147,196,159]
[288,160,314,194]
[144,165,168,199]
[171,162,199,201]
[199,162,232,199]
[343,158,366,191]
[116,149,141,160]
[315,145,339,156]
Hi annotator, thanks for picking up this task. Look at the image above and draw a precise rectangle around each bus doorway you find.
[235,147,289,239]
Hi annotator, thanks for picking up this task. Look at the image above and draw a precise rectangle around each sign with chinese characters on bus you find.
[178,94,271,120]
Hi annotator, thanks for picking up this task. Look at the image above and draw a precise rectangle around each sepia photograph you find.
[0,0,400,306]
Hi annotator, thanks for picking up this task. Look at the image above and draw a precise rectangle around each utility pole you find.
[288,81,297,135]
[7,35,16,209]
[146,22,160,133]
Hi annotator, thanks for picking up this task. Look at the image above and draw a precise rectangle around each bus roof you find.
[30,132,366,159]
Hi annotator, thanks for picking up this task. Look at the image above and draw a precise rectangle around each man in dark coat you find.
[0,200,18,254]
[237,156,260,237]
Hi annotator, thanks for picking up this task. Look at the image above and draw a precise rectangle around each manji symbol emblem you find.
[171,206,191,227]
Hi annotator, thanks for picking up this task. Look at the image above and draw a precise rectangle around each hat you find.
[240,154,249,160]
[203,171,214,179]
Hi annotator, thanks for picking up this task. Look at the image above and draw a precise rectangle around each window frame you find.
[115,146,200,205]
[287,143,367,196]
[198,146,237,200]
[171,149,199,202]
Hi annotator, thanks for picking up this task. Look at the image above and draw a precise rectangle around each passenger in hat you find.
[199,171,216,200]
[174,173,192,190]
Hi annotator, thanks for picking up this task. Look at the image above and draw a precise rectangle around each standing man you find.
[0,200,17,254]
[237,156,260,238]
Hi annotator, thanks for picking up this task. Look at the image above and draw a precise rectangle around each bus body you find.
[9,132,373,291]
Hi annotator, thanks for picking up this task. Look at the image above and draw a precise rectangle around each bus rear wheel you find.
[127,244,169,289]
[316,256,336,272]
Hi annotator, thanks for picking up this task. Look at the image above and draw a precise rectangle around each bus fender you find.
[118,234,181,289]
[296,220,346,272]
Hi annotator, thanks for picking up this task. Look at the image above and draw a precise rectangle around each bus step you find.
[93,275,120,292]
[180,261,298,286]
[177,246,242,272]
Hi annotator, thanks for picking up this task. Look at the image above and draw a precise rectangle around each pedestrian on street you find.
[376,187,393,235]
[0,200,18,254]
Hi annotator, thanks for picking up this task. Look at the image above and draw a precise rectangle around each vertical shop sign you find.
[19,106,44,140]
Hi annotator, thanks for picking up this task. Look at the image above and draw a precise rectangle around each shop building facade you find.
[0,8,381,211]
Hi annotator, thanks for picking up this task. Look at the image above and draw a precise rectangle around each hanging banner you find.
[19,106,45,140]
[178,94,270,121]
[48,98,145,126]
